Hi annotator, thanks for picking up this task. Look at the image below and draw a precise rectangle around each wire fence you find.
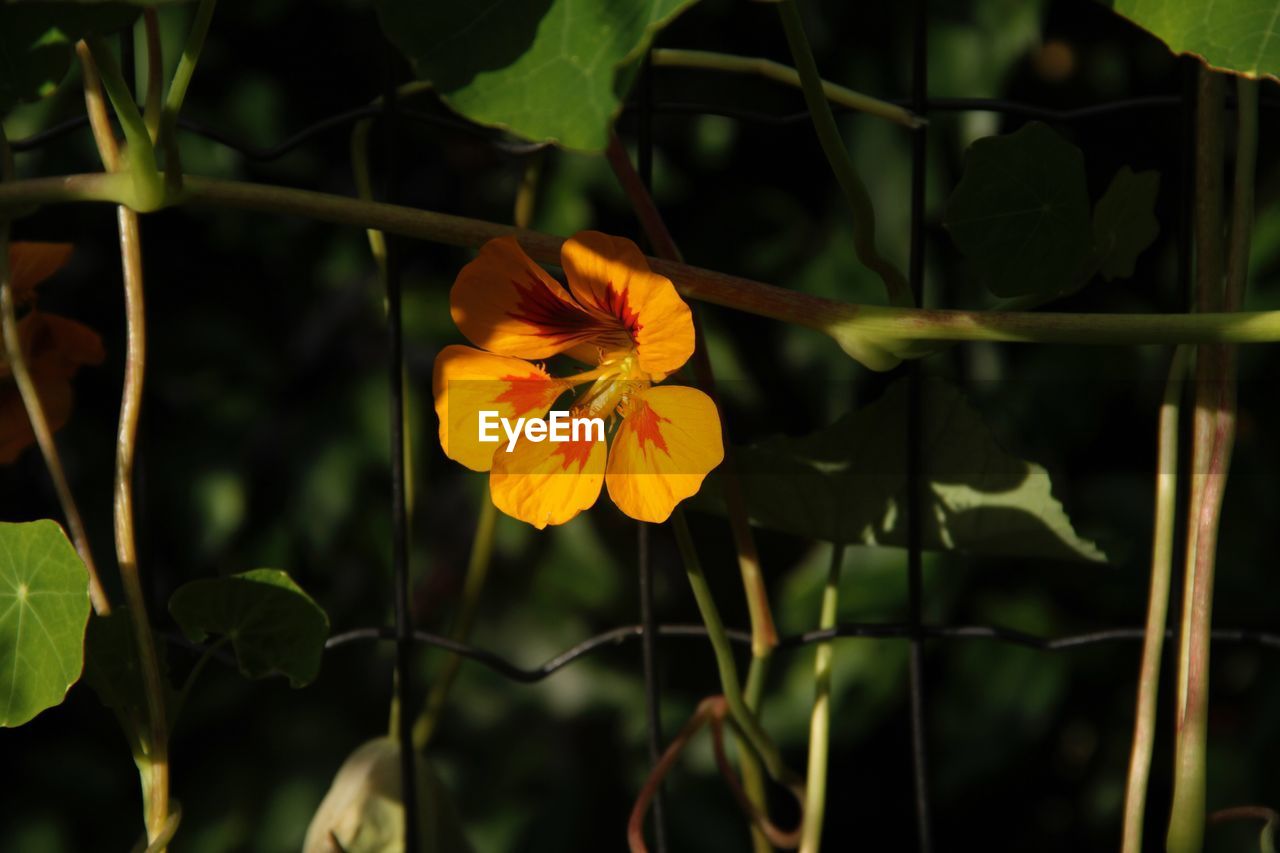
[10,12,1279,851]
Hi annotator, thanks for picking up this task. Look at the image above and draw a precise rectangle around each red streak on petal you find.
[552,438,596,472]
[495,372,557,417]
[597,281,643,337]
[627,401,671,459]
[507,275,598,346]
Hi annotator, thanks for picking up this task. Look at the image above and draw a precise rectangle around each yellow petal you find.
[605,385,723,523]
[560,231,694,377]
[490,431,606,529]
[432,345,565,472]
[451,236,606,360]
[8,242,73,307]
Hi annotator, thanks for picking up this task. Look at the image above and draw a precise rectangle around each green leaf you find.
[1093,166,1161,281]
[0,3,141,116]
[0,520,92,727]
[944,121,1093,298]
[373,0,699,151]
[303,737,472,853]
[692,378,1106,563]
[83,606,171,749]
[168,569,329,687]
[1108,0,1280,81]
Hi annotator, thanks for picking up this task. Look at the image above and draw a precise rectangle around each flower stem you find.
[0,132,111,616]
[799,544,844,853]
[670,509,796,786]
[648,48,921,128]
[775,0,913,308]
[1121,345,1188,853]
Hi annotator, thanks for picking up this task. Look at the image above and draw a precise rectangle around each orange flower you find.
[434,232,723,528]
[1,243,105,464]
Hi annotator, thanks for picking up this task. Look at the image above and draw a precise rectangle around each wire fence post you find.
[636,52,670,853]
[906,1,934,850]
[378,50,421,853]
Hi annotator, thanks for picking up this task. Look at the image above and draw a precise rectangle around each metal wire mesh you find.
[11,15,1280,850]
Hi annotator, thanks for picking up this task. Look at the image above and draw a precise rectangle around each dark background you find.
[3,0,1279,850]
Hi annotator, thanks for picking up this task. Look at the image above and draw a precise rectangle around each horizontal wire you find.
[13,94,1278,160]
[9,109,547,159]
[319,621,1280,685]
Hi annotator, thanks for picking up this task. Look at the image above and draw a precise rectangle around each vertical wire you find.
[636,53,670,853]
[381,55,421,851]
[906,1,934,850]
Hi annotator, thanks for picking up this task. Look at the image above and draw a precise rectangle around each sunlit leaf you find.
[1093,166,1161,281]
[168,569,329,687]
[372,0,699,151]
[0,4,142,115]
[1108,0,1280,80]
[303,737,472,853]
[693,378,1106,563]
[944,121,1093,298]
[0,520,91,727]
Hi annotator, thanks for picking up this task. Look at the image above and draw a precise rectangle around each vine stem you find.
[798,545,844,853]
[1121,345,1188,853]
[0,133,111,616]
[76,36,173,846]
[775,0,913,308]
[5,174,1280,355]
[649,48,921,128]
[1169,70,1255,853]
[628,697,724,853]
[114,203,170,847]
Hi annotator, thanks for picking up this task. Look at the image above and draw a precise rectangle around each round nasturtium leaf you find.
[0,520,92,728]
[944,121,1093,299]
[168,568,329,687]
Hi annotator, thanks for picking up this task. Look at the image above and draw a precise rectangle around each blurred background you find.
[3,0,1279,850]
